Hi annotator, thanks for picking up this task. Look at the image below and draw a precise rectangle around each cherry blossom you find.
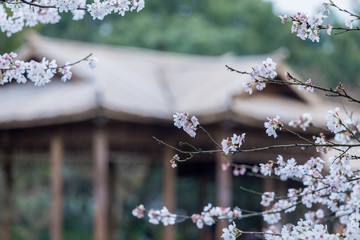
[170,154,179,168]
[326,24,333,35]
[221,133,246,155]
[147,207,177,226]
[233,165,246,176]
[87,56,99,69]
[326,107,346,133]
[279,1,360,42]
[320,2,330,15]
[289,113,312,131]
[0,0,145,36]
[132,204,145,219]
[0,53,96,86]
[260,161,273,176]
[279,15,287,24]
[221,222,238,240]
[280,10,332,42]
[264,219,340,240]
[297,79,314,93]
[173,112,199,137]
[261,192,275,207]
[0,1,143,86]
[345,19,354,29]
[313,133,329,153]
[242,58,277,95]
[134,204,242,229]
[264,115,282,138]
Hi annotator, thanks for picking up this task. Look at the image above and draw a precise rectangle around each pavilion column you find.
[108,160,117,240]
[50,133,64,240]
[2,149,13,240]
[93,126,109,240]
[162,145,177,240]
[215,151,232,239]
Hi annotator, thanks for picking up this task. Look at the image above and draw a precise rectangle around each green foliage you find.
[37,0,360,88]
[0,32,25,53]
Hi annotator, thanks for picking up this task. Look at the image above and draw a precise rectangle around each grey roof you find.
[0,33,333,129]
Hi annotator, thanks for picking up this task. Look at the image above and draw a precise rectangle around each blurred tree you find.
[38,0,360,87]
[0,32,25,53]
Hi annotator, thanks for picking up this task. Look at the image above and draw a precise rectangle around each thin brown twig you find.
[330,1,360,19]
[14,0,87,10]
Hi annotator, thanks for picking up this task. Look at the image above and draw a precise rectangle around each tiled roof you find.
[0,33,331,129]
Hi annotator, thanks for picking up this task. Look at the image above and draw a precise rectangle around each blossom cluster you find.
[190,203,242,229]
[132,203,242,230]
[132,204,145,219]
[169,154,179,168]
[279,3,332,42]
[0,53,97,86]
[297,79,314,93]
[132,205,177,226]
[313,133,329,154]
[261,192,275,207]
[148,207,177,226]
[0,0,145,36]
[265,213,360,240]
[264,219,338,240]
[326,107,346,133]
[232,164,246,176]
[288,113,312,131]
[221,222,239,240]
[221,133,246,155]
[324,106,360,146]
[264,115,282,138]
[258,151,360,232]
[243,58,277,95]
[173,112,199,137]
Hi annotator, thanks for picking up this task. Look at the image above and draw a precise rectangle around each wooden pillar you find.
[2,149,13,240]
[93,126,109,240]
[276,180,287,225]
[108,160,117,240]
[50,134,64,240]
[162,146,177,240]
[215,151,232,239]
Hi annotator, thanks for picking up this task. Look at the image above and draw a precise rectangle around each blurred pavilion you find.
[0,33,332,240]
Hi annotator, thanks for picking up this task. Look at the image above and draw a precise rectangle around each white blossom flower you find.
[326,107,346,133]
[221,222,238,240]
[298,79,314,93]
[289,113,312,131]
[261,192,275,207]
[243,58,277,95]
[0,0,145,36]
[264,115,282,138]
[87,56,99,69]
[170,154,179,168]
[221,133,246,155]
[260,162,273,176]
[173,112,199,137]
[313,133,329,154]
[283,11,331,42]
[345,19,354,29]
[326,24,333,35]
[279,15,287,24]
[132,204,145,218]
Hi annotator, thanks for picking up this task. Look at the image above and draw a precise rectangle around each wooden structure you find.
[0,33,332,240]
